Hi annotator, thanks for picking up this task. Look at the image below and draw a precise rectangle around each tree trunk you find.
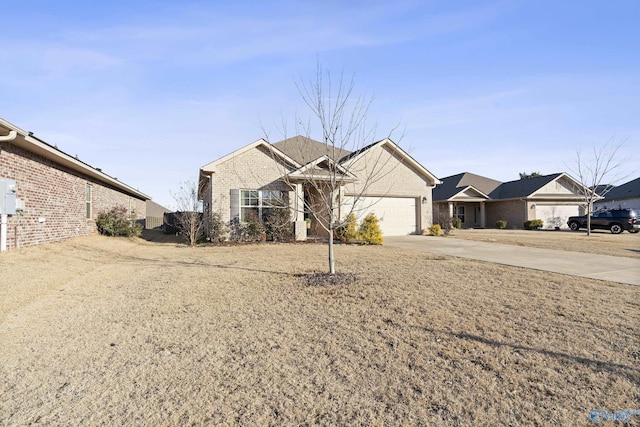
[328,228,335,274]
[586,201,592,237]
[327,188,336,274]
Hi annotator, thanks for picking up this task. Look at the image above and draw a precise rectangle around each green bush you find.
[228,211,265,242]
[496,220,507,229]
[244,210,266,241]
[336,213,358,242]
[95,206,142,237]
[453,218,462,229]
[428,224,442,236]
[264,208,293,242]
[524,219,544,230]
[358,213,383,245]
[208,212,228,243]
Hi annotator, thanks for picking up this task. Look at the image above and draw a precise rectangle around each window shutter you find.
[230,189,240,221]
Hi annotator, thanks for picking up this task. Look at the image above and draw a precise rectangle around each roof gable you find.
[340,138,441,185]
[200,138,300,173]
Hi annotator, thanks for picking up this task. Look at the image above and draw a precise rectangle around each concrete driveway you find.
[385,235,640,286]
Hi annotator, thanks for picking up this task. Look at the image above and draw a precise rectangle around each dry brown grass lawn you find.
[1,234,638,426]
[448,228,640,259]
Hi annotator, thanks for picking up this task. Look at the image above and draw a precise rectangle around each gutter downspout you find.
[1,130,17,252]
[0,130,18,142]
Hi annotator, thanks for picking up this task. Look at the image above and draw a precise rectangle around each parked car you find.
[567,209,640,234]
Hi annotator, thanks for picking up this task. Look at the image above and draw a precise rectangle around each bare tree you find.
[265,63,403,274]
[566,138,629,236]
[171,180,204,246]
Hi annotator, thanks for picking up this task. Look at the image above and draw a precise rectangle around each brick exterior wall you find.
[486,200,528,230]
[208,145,293,223]
[0,141,146,250]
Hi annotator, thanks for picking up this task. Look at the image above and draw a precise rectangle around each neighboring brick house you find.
[198,136,440,240]
[433,172,588,229]
[0,118,149,251]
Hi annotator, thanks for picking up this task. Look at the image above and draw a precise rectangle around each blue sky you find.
[2,0,638,209]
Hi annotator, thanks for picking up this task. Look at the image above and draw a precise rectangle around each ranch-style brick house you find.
[433,172,589,230]
[198,136,441,240]
[0,118,149,251]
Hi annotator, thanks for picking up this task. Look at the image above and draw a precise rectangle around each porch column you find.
[448,202,454,219]
[293,182,307,241]
[480,202,486,228]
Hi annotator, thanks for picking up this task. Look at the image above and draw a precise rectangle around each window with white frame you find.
[240,190,288,221]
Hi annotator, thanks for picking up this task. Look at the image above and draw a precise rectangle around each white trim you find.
[287,154,357,181]
[446,185,491,201]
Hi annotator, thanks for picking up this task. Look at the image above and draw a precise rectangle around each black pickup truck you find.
[567,209,640,234]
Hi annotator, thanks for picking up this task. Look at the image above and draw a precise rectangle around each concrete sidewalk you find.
[385,235,640,286]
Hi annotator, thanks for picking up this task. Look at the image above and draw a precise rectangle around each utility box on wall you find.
[0,178,17,215]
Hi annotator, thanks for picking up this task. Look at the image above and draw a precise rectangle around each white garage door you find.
[342,196,417,236]
[536,204,580,229]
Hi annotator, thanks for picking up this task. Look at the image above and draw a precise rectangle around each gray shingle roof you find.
[600,177,640,201]
[272,136,352,165]
[433,172,502,201]
[488,173,562,199]
[435,172,573,202]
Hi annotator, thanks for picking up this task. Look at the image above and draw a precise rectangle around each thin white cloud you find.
[35,1,513,67]
[42,46,122,73]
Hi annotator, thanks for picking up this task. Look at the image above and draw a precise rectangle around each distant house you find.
[433,172,588,229]
[0,118,149,251]
[198,135,440,240]
[593,177,640,211]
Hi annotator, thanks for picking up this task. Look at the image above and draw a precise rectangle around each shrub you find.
[524,219,544,230]
[228,211,265,242]
[228,218,244,242]
[428,224,442,236]
[95,206,142,237]
[496,220,507,229]
[208,212,228,243]
[264,208,293,242]
[453,218,462,229]
[358,213,383,245]
[335,213,358,243]
[244,211,266,242]
[438,214,453,236]
[174,211,204,246]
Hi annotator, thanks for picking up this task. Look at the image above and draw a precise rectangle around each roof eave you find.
[0,119,149,200]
